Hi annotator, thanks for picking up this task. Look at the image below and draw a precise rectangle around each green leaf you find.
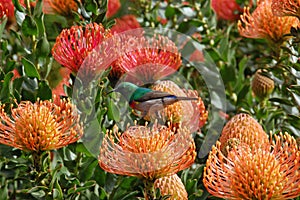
[33,0,43,17]
[205,48,222,61]
[76,143,94,157]
[37,80,52,100]
[35,14,46,38]
[0,185,8,200]
[119,177,137,190]
[62,147,77,161]
[119,191,140,200]
[0,18,7,39]
[81,120,103,157]
[191,165,204,180]
[68,180,96,194]
[26,186,48,198]
[12,0,25,12]
[165,6,176,18]
[36,37,50,58]
[107,97,120,122]
[269,97,294,106]
[85,0,98,14]
[185,179,198,195]
[0,72,13,102]
[235,56,248,91]
[79,159,98,181]
[22,57,40,79]
[287,88,300,107]
[218,36,229,61]
[237,84,250,104]
[99,187,107,199]
[21,15,38,37]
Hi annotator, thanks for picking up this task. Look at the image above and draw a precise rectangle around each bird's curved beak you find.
[106,89,115,95]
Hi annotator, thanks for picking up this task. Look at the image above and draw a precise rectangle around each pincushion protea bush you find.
[1,0,300,199]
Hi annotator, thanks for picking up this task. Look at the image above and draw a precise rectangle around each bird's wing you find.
[134,90,175,102]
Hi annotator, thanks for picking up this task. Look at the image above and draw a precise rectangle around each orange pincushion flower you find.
[219,113,269,150]
[52,23,112,73]
[272,0,300,19]
[238,0,298,45]
[154,174,188,200]
[0,99,83,152]
[150,80,194,124]
[99,123,196,180]
[203,132,300,199]
[112,35,182,82]
[43,0,78,16]
[148,80,207,132]
[183,89,208,131]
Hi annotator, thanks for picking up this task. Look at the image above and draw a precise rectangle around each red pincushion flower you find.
[0,0,14,18]
[106,0,121,18]
[111,14,141,34]
[52,23,112,73]
[112,35,182,82]
[211,0,244,21]
[0,0,15,25]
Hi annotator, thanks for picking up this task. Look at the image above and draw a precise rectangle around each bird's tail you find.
[176,96,198,101]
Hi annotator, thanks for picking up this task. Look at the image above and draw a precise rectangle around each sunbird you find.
[110,82,198,116]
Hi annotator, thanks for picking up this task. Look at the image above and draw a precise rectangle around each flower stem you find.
[143,179,156,200]
[32,151,42,173]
